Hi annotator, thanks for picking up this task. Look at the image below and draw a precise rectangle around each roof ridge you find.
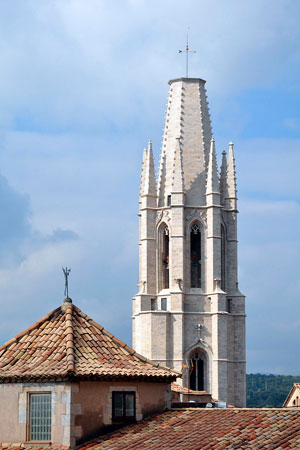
[0,306,62,354]
[64,303,75,374]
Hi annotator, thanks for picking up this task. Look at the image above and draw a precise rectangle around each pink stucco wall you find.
[0,380,171,447]
[0,382,71,446]
[72,380,171,445]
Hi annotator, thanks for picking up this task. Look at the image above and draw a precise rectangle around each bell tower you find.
[132,78,246,407]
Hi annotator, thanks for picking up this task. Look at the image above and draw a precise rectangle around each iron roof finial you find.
[62,267,71,299]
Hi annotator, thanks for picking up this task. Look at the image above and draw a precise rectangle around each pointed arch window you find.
[162,226,169,289]
[190,222,201,288]
[189,352,204,391]
[221,225,226,291]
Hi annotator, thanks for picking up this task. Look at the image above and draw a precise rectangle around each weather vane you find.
[62,267,71,298]
[179,31,196,78]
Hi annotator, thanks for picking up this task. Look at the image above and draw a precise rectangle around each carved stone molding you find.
[156,210,163,225]
[185,208,197,222]
[185,209,207,228]
[156,209,170,226]
[200,211,207,225]
[174,278,183,291]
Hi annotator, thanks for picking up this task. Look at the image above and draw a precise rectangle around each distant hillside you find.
[247,374,300,407]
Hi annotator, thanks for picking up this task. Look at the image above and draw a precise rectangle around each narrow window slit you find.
[162,227,169,289]
[190,222,201,288]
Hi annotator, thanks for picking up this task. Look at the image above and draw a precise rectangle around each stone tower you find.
[132,77,246,407]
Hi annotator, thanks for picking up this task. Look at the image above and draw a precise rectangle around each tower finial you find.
[178,30,196,78]
[62,267,71,300]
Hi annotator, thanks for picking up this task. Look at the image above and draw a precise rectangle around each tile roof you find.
[0,447,64,450]
[75,408,300,449]
[0,299,178,382]
[0,446,65,450]
[171,381,210,395]
[2,408,300,449]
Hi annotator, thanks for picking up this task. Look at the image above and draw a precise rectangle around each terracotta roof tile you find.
[70,408,300,450]
[0,300,179,382]
[171,381,210,395]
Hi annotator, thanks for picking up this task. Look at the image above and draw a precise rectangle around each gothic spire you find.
[158,78,212,207]
[226,141,237,209]
[143,140,156,197]
[171,138,184,193]
[219,150,227,205]
[206,138,220,197]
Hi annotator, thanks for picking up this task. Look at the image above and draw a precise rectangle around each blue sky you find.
[0,0,299,375]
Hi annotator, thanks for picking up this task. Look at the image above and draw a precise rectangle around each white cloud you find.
[0,0,299,132]
[0,1,298,376]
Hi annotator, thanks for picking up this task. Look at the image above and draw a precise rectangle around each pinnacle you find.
[139,146,148,198]
[143,140,156,196]
[227,141,237,199]
[219,150,227,205]
[206,137,220,196]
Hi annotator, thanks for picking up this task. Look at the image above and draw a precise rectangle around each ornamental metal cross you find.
[179,33,196,78]
[62,267,71,298]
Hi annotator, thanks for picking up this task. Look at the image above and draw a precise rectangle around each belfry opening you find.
[190,222,201,288]
[162,226,169,289]
[189,352,205,391]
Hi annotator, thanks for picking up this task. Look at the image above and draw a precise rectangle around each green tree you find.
[246,374,300,407]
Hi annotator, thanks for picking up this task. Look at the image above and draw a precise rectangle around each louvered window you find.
[29,393,51,441]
